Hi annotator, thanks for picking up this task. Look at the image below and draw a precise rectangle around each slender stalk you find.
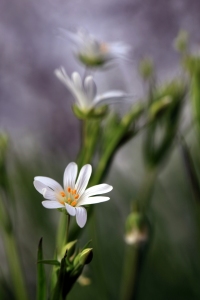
[120,245,139,300]
[120,168,157,300]
[56,213,71,256]
[66,215,70,245]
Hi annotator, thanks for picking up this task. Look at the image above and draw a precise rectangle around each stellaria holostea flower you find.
[33,162,113,228]
[60,28,130,67]
[55,67,129,111]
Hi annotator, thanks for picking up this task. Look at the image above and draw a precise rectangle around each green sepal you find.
[78,54,106,67]
[72,104,108,120]
[37,238,46,300]
[60,240,77,259]
[73,248,93,266]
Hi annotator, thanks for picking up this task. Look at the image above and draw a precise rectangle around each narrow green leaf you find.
[52,254,67,300]
[37,238,46,300]
[38,260,60,266]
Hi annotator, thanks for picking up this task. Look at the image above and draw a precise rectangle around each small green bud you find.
[139,57,154,80]
[173,30,189,53]
[74,248,93,266]
[149,95,173,120]
[125,212,147,245]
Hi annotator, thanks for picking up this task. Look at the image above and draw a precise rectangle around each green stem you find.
[120,245,139,300]
[120,167,157,300]
[55,213,71,257]
[3,231,28,300]
[91,105,144,186]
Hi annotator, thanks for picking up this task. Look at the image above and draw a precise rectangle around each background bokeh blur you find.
[1,0,200,299]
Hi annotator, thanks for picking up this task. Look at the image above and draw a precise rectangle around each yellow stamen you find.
[74,194,79,200]
[60,191,66,197]
[71,201,77,207]
[60,200,65,205]
[67,198,71,203]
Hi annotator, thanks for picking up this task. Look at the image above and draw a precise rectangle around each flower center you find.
[59,188,79,206]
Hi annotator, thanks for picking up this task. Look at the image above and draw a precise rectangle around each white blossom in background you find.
[33,162,113,228]
[55,67,129,111]
[60,28,131,67]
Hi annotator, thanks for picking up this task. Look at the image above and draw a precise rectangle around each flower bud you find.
[74,248,93,266]
[173,30,189,54]
[139,57,154,80]
[125,212,148,245]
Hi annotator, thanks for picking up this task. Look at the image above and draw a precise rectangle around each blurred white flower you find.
[55,67,129,111]
[33,162,113,228]
[61,28,130,67]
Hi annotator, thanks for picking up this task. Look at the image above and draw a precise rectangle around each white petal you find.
[55,68,82,105]
[63,162,78,190]
[75,164,92,196]
[84,76,97,101]
[75,207,87,228]
[71,72,82,90]
[42,200,64,209]
[34,180,58,201]
[58,28,83,46]
[34,176,63,192]
[54,67,72,89]
[65,203,76,216]
[109,42,131,57]
[78,196,110,206]
[94,91,130,106]
[82,184,113,198]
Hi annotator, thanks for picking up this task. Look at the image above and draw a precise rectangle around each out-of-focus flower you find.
[62,28,130,67]
[55,67,129,111]
[33,162,113,228]
[125,211,148,245]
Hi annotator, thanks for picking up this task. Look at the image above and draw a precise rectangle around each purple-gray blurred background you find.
[1,0,200,156]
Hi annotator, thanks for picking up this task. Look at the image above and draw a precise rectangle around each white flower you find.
[55,67,129,111]
[33,162,113,228]
[60,28,130,66]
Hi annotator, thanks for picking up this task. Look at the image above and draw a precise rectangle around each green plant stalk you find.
[120,245,139,300]
[77,119,100,168]
[91,106,143,186]
[56,213,70,253]
[2,230,28,300]
[120,167,157,300]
